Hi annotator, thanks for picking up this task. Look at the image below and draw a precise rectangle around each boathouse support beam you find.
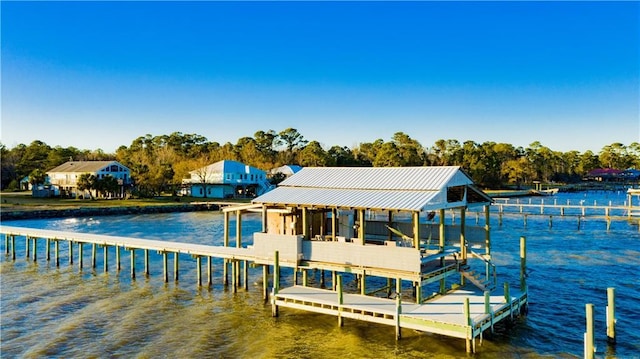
[337,274,344,327]
[358,209,365,245]
[413,211,420,249]
[272,251,280,317]
[236,211,242,248]
[207,256,212,287]
[130,249,136,279]
[116,246,121,271]
[144,249,149,277]
[331,208,337,241]
[174,252,179,281]
[607,287,616,344]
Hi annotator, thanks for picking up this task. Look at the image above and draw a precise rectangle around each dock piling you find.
[337,274,344,327]
[92,243,97,268]
[162,252,168,282]
[144,249,149,276]
[272,251,280,317]
[607,287,616,344]
[585,303,595,359]
[46,238,50,261]
[130,249,136,279]
[207,256,212,287]
[174,252,179,281]
[196,256,202,287]
[11,235,16,261]
[104,245,108,272]
[54,240,58,266]
[79,243,84,269]
[25,236,30,259]
[32,237,37,262]
[116,246,121,271]
[69,241,73,265]
[243,260,248,290]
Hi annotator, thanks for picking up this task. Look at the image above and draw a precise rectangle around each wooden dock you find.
[1,225,527,353]
[273,284,527,353]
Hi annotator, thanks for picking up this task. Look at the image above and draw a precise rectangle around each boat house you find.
[223,166,528,352]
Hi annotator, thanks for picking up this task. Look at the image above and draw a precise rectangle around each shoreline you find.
[0,202,224,221]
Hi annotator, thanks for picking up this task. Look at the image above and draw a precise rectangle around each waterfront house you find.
[183,160,272,198]
[47,161,131,198]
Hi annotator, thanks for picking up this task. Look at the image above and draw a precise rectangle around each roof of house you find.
[253,166,491,212]
[47,161,126,173]
[189,160,265,175]
[270,164,303,175]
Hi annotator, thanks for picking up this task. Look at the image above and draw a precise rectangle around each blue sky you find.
[2,1,638,153]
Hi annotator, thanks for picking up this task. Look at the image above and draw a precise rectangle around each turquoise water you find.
[1,192,639,358]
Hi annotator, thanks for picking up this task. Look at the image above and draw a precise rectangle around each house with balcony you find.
[46,161,131,198]
[183,160,273,198]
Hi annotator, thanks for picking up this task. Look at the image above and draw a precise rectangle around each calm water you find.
[1,192,639,358]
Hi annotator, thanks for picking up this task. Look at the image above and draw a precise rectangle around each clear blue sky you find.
[2,1,639,153]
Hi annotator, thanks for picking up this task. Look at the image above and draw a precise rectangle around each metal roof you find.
[47,161,127,173]
[253,166,490,211]
[188,160,265,176]
[278,166,471,190]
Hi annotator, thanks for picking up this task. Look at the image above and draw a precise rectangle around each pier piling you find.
[174,252,179,281]
[130,249,136,279]
[79,243,84,269]
[607,287,616,344]
[144,249,150,276]
[585,303,595,359]
[104,245,108,272]
[337,274,344,327]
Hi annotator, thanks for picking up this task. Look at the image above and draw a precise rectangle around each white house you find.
[47,161,131,198]
[183,160,273,198]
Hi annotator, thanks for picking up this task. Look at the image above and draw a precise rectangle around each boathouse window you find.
[111,165,119,172]
[447,186,465,203]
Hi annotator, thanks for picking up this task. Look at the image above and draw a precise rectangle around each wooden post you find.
[520,236,527,292]
[439,209,445,251]
[415,281,422,304]
[332,208,337,241]
[46,238,50,261]
[484,291,491,314]
[174,252,179,281]
[130,249,136,279]
[78,242,84,270]
[464,297,472,353]
[302,269,308,287]
[320,269,325,288]
[162,252,168,283]
[231,261,237,293]
[32,237,37,262]
[144,249,149,276]
[460,208,466,260]
[92,243,97,268]
[26,236,30,259]
[585,303,595,359]
[413,211,420,249]
[223,260,229,286]
[68,240,73,265]
[262,205,268,233]
[485,205,491,257]
[236,211,242,248]
[116,246,121,271]
[523,214,528,228]
[11,235,16,261]
[607,287,616,344]
[53,239,58,266]
[549,215,553,228]
[243,260,248,290]
[359,209,365,244]
[263,264,269,300]
[395,288,402,340]
[207,256,212,287]
[103,245,108,272]
[302,208,308,240]
[223,211,230,247]
[388,211,393,242]
[196,256,202,287]
[272,251,280,317]
[337,274,344,327]
[361,270,366,295]
[4,234,8,255]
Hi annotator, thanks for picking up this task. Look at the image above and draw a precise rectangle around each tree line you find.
[2,129,638,196]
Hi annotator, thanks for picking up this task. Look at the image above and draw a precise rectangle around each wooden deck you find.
[273,284,527,352]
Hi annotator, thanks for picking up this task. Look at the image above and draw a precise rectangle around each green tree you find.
[298,141,333,167]
[373,142,404,167]
[28,168,47,187]
[77,173,97,199]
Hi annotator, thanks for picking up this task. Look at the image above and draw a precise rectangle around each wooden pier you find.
[1,223,526,354]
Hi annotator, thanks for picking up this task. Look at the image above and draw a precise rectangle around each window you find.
[200,188,203,195]
[110,165,119,172]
